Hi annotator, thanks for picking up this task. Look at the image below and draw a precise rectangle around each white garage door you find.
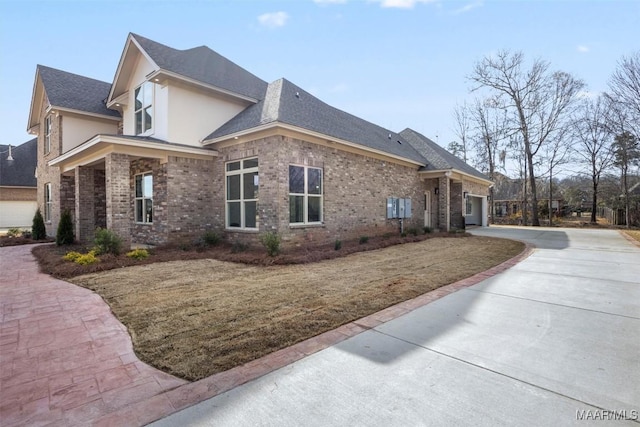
[0,201,38,228]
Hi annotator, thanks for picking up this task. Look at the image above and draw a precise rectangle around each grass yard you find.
[70,235,524,381]
[622,229,640,243]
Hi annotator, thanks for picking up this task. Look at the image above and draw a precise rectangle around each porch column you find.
[438,176,450,232]
[74,166,95,242]
[105,153,131,248]
[482,196,488,227]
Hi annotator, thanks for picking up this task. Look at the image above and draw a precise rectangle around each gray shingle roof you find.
[0,138,37,187]
[206,78,428,164]
[38,65,120,118]
[131,33,268,101]
[399,128,490,181]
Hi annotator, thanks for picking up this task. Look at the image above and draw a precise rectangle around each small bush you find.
[400,232,407,237]
[32,208,46,240]
[406,227,419,236]
[75,251,99,265]
[231,240,249,253]
[334,239,342,251]
[62,251,83,262]
[6,228,21,238]
[94,228,123,255]
[423,226,433,234]
[21,229,32,239]
[126,248,149,260]
[202,231,221,247]
[56,209,75,246]
[382,232,394,239]
[62,250,98,265]
[260,231,281,256]
[359,236,369,244]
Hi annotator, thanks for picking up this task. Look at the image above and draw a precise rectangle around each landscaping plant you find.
[94,228,123,255]
[32,208,46,240]
[260,231,281,256]
[56,209,75,245]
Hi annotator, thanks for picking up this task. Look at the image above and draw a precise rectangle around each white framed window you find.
[226,158,259,230]
[44,182,52,222]
[135,172,153,224]
[44,115,52,154]
[134,82,153,135]
[465,196,473,216]
[289,165,323,225]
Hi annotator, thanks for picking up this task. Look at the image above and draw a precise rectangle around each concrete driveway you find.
[153,227,640,426]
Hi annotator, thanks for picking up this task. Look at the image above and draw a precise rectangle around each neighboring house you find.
[492,172,563,220]
[0,138,37,229]
[28,33,491,247]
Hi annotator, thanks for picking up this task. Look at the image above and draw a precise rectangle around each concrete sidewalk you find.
[152,227,640,426]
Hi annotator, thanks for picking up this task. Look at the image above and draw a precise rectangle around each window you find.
[465,196,473,216]
[44,115,52,154]
[289,165,323,225]
[44,183,52,222]
[135,172,153,223]
[226,158,258,229]
[134,82,153,135]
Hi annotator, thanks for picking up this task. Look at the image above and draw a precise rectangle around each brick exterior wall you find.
[438,176,450,232]
[130,159,165,245]
[75,166,95,242]
[0,187,36,202]
[94,170,107,230]
[105,153,131,247]
[450,182,464,229]
[215,135,427,246]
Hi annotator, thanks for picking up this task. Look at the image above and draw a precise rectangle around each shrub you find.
[32,208,46,240]
[231,240,249,253]
[75,251,99,265]
[62,251,83,262]
[423,226,433,234]
[56,209,75,246]
[62,250,98,265]
[94,228,123,255]
[406,227,419,236]
[21,229,32,239]
[126,248,149,260]
[359,236,369,244]
[202,231,221,247]
[6,228,21,238]
[334,239,342,251]
[260,231,281,256]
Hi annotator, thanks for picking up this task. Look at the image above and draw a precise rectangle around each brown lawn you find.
[622,229,640,243]
[69,235,524,381]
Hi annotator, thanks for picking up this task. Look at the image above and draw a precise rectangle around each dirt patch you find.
[0,236,53,247]
[69,235,524,381]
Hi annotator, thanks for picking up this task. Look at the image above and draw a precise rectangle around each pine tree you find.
[56,209,75,245]
[32,208,46,240]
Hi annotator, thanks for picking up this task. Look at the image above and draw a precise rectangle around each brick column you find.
[105,153,131,248]
[438,175,450,232]
[75,166,95,242]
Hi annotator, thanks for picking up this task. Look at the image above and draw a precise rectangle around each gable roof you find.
[37,65,120,118]
[399,128,490,182]
[0,138,37,187]
[114,34,268,102]
[206,78,428,165]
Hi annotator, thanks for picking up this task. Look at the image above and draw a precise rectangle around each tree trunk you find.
[590,178,598,224]
[527,151,540,226]
[549,167,553,227]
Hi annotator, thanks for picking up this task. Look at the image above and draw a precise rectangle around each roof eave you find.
[107,34,159,104]
[203,122,425,167]
[419,168,493,185]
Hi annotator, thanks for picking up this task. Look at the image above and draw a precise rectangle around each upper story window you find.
[289,165,323,225]
[44,115,52,154]
[135,172,153,224]
[134,82,153,135]
[226,158,258,230]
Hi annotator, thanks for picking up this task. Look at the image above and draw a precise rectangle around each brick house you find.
[0,138,38,229]
[28,33,491,247]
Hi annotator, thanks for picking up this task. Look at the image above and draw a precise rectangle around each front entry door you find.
[424,191,431,228]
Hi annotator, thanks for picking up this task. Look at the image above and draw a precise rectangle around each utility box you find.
[386,197,412,219]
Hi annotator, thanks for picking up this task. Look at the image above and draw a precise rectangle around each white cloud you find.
[577,45,590,53]
[451,1,482,15]
[313,0,347,4]
[257,11,289,29]
[372,0,437,9]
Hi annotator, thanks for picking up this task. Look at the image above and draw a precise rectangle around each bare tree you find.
[451,102,470,163]
[538,127,573,226]
[608,51,640,137]
[469,50,585,226]
[468,97,508,223]
[612,131,640,227]
[571,96,615,223]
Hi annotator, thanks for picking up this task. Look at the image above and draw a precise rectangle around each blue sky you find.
[1,0,638,159]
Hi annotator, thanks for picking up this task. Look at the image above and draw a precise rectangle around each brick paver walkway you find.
[0,244,186,426]
[0,242,532,426]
